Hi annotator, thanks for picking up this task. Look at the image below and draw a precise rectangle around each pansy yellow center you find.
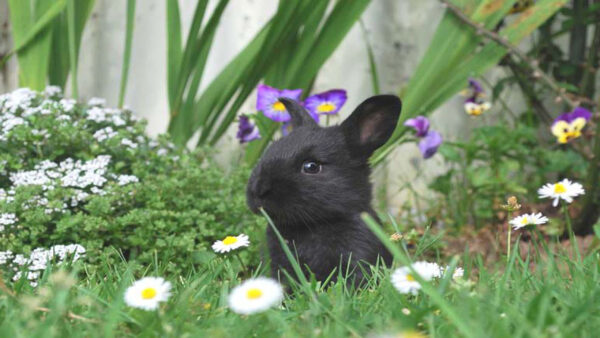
[222,236,238,245]
[141,287,157,300]
[470,107,483,116]
[521,217,529,225]
[246,288,263,299]
[554,183,567,194]
[317,102,336,113]
[272,101,286,112]
[406,274,416,282]
[552,120,586,144]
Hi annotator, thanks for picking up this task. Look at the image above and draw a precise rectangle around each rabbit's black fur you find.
[246,95,401,286]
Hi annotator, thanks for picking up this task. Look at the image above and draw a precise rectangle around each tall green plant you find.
[371,0,569,165]
[6,0,95,93]
[166,0,370,160]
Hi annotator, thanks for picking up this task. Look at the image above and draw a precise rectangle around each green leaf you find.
[118,0,136,108]
[7,0,61,90]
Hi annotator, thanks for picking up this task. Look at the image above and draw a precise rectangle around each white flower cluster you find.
[0,88,36,113]
[0,244,85,287]
[4,155,139,214]
[117,175,139,186]
[0,213,17,232]
[86,107,127,126]
[93,126,118,142]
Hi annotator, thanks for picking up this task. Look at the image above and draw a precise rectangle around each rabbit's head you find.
[247,95,401,226]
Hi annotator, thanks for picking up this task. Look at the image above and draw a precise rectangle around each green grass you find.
[2,223,599,338]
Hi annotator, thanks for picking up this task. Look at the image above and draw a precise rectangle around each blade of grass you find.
[359,19,380,95]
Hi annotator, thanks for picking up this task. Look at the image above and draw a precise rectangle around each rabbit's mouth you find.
[246,198,262,214]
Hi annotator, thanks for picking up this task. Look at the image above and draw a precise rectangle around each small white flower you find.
[228,277,284,315]
[391,261,442,295]
[0,213,17,226]
[443,266,464,279]
[124,277,171,311]
[59,99,76,112]
[117,175,139,186]
[510,212,549,230]
[121,138,138,149]
[212,234,250,253]
[0,250,13,264]
[44,86,62,97]
[88,97,106,107]
[538,179,584,207]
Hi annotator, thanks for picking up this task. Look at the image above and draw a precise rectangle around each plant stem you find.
[506,224,511,265]
[234,252,247,272]
[563,202,581,262]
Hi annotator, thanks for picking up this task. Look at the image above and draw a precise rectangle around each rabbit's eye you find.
[302,161,322,174]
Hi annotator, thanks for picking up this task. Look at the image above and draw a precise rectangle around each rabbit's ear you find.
[341,95,401,158]
[279,97,317,128]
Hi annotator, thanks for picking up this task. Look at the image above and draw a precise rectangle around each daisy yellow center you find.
[246,288,263,300]
[222,236,238,245]
[554,183,567,194]
[406,274,416,282]
[521,217,529,225]
[141,287,157,300]
[272,101,286,111]
[317,102,336,113]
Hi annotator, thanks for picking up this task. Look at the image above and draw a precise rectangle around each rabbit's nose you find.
[255,178,272,198]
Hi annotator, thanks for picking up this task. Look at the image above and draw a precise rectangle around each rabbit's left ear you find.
[278,97,318,128]
[341,95,401,158]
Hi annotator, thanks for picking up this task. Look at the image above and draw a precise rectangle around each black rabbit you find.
[246,95,401,286]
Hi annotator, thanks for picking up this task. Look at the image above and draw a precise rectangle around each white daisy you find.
[443,266,464,280]
[212,234,250,253]
[228,277,284,315]
[538,179,585,207]
[509,212,549,230]
[391,261,442,295]
[124,277,171,311]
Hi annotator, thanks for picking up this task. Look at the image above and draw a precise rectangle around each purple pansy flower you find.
[463,78,491,116]
[553,106,592,125]
[419,130,442,159]
[404,116,442,159]
[468,78,484,95]
[304,89,347,116]
[256,84,302,122]
[551,107,592,144]
[236,115,261,144]
[403,116,430,138]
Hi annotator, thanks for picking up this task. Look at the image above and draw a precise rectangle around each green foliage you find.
[0,88,262,278]
[5,0,95,93]
[429,120,587,228]
[372,0,569,165]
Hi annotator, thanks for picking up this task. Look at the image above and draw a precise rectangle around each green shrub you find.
[0,87,261,281]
